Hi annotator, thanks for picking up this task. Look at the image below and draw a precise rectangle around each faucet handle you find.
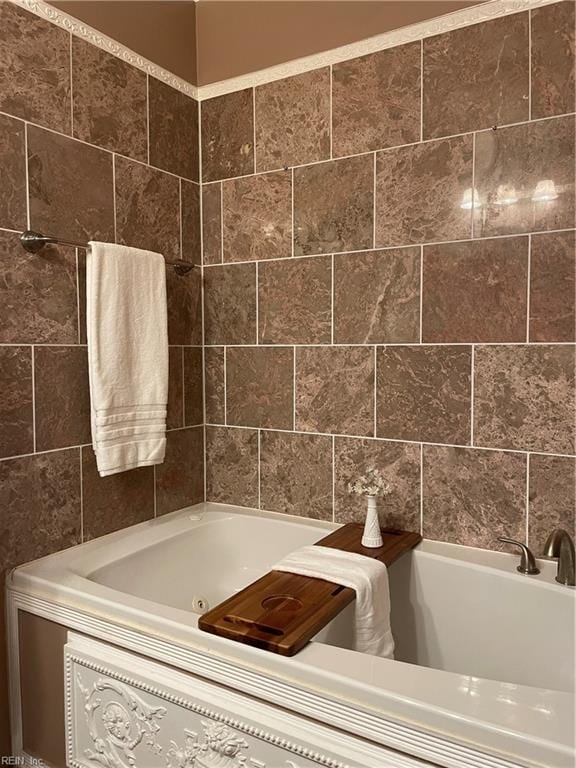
[497,537,540,575]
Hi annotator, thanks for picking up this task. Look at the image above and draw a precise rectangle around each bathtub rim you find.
[6,502,576,768]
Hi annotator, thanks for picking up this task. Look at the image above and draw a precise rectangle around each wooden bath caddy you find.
[199,523,421,656]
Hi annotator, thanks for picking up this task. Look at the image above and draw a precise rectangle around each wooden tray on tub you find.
[198,523,421,656]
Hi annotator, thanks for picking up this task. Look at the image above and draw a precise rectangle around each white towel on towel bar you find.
[86,242,169,477]
[275,545,394,658]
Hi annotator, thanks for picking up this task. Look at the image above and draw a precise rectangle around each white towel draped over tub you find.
[275,545,395,658]
[86,242,169,477]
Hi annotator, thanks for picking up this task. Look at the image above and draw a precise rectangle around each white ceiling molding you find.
[12,0,559,103]
[10,0,200,99]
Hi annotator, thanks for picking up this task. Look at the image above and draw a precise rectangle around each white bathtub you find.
[8,503,575,768]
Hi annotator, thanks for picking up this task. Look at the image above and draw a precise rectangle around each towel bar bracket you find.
[19,230,197,275]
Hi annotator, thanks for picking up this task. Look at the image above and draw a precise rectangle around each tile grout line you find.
[31,345,36,453]
[181,347,186,427]
[252,87,257,174]
[69,32,74,137]
[24,124,30,229]
[257,428,261,509]
[4,107,573,188]
[471,131,476,238]
[420,443,424,536]
[372,152,377,248]
[223,347,227,426]
[291,168,295,258]
[202,341,576,349]
[220,182,224,263]
[330,254,335,345]
[200,423,575,460]
[470,345,475,445]
[112,154,117,243]
[180,110,576,185]
[178,178,183,259]
[75,248,81,344]
[419,245,424,343]
[292,346,297,430]
[201,227,576,268]
[528,9,532,121]
[79,447,84,543]
[255,262,260,343]
[331,434,335,523]
[373,345,377,438]
[526,235,532,342]
[198,98,208,504]
[146,74,151,165]
[525,453,531,545]
[329,64,333,159]
[420,38,424,142]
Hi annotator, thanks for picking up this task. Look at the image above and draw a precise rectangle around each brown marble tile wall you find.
[202,2,575,561]
[0,8,203,740]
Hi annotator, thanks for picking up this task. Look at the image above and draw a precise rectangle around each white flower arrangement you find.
[347,467,391,497]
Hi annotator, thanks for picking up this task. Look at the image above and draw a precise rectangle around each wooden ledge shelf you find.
[199,523,421,656]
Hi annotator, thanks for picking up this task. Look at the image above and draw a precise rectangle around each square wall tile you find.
[474,345,575,453]
[72,38,147,161]
[155,427,204,515]
[474,116,575,237]
[34,346,91,451]
[422,237,528,342]
[204,347,225,424]
[423,14,528,139]
[294,155,374,256]
[332,42,421,156]
[0,232,78,344]
[529,230,575,342]
[529,454,575,552]
[28,126,114,244]
[204,263,256,345]
[202,183,222,265]
[376,135,473,247]
[255,68,330,172]
[422,445,526,551]
[206,426,258,507]
[81,447,154,541]
[166,267,202,346]
[296,346,374,436]
[223,171,291,262]
[260,431,332,519]
[0,449,81,572]
[167,347,183,430]
[0,2,71,133]
[114,155,180,260]
[377,345,471,444]
[0,346,33,459]
[181,180,201,267]
[334,247,420,344]
[149,77,199,181]
[184,347,203,426]
[201,89,254,182]
[334,437,420,531]
[226,346,294,429]
[0,113,26,230]
[258,256,331,344]
[531,1,575,119]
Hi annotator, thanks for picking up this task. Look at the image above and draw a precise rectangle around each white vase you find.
[361,495,383,548]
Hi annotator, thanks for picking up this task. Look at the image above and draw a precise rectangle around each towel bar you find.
[20,230,197,275]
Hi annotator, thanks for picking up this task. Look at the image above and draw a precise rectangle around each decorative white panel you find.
[65,635,425,768]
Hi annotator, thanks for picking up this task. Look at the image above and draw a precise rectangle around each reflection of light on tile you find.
[460,188,482,210]
[495,184,518,205]
[532,179,558,202]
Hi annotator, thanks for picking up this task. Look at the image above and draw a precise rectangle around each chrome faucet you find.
[543,529,575,586]
[497,537,540,575]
